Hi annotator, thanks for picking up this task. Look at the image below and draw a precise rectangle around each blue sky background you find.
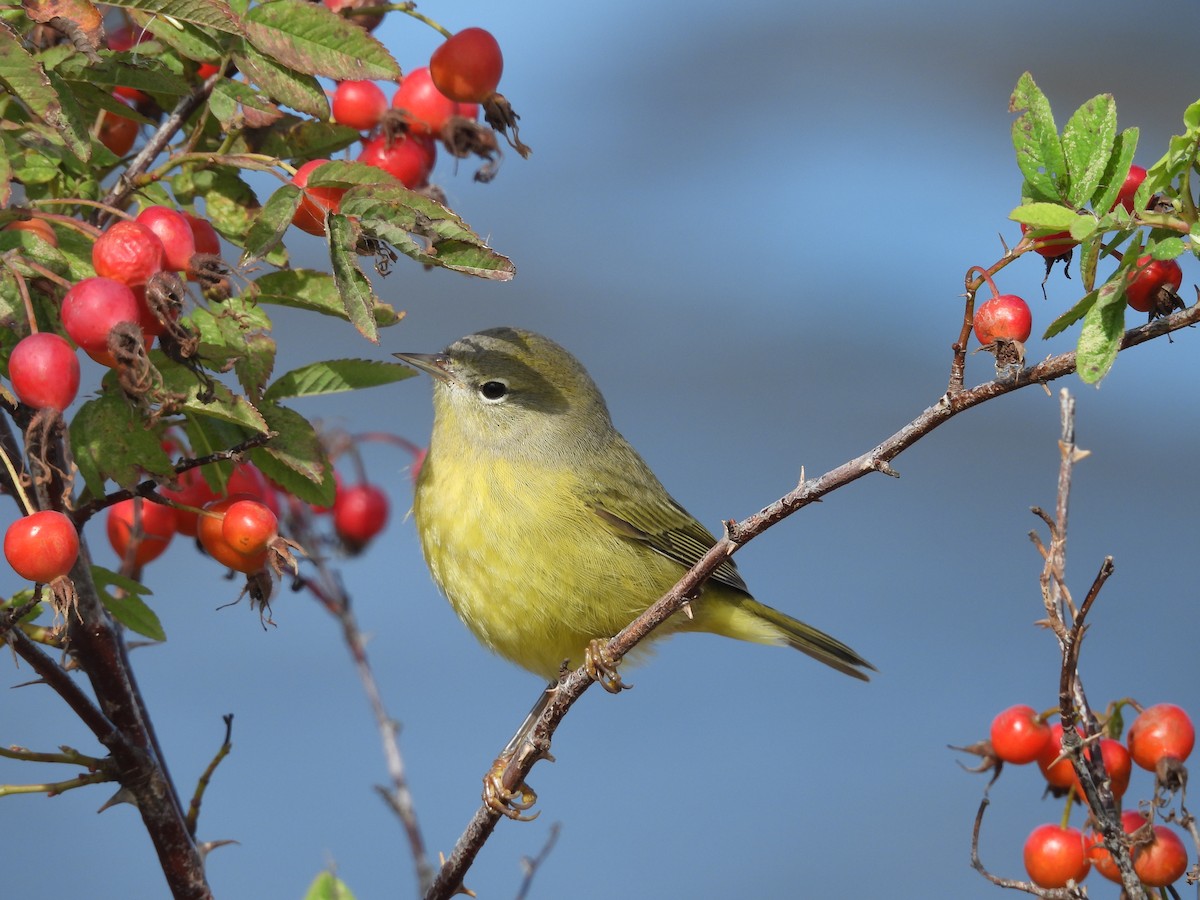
[3,1,1200,897]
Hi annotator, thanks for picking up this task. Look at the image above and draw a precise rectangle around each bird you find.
[395,327,872,685]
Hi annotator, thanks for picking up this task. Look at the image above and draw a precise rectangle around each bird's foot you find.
[483,754,539,821]
[585,638,632,694]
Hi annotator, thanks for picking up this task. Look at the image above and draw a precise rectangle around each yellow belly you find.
[413,452,692,680]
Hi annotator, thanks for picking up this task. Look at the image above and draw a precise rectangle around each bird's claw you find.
[585,638,631,694]
[483,756,539,821]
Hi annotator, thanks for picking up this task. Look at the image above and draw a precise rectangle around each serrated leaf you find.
[92,566,165,641]
[234,332,276,399]
[1009,202,1078,229]
[236,116,359,160]
[340,184,515,280]
[195,166,260,244]
[0,24,91,161]
[249,401,329,493]
[70,394,176,492]
[102,0,241,33]
[243,0,399,82]
[264,358,414,401]
[1010,72,1066,203]
[242,183,302,262]
[234,43,327,119]
[328,213,378,342]
[1043,290,1098,339]
[1076,280,1125,384]
[252,268,401,325]
[1091,127,1138,214]
[1061,93,1116,208]
[155,356,271,433]
[1149,237,1185,260]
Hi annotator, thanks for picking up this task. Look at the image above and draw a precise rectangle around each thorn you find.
[97,785,138,813]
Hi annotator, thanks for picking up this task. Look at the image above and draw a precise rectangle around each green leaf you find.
[1091,127,1138,214]
[234,332,276,400]
[236,116,360,161]
[242,183,302,262]
[0,25,90,161]
[253,269,402,326]
[101,0,241,34]
[1010,72,1066,203]
[1009,202,1078,229]
[58,53,191,102]
[328,213,379,342]
[243,0,400,82]
[264,358,414,401]
[92,566,166,642]
[156,356,271,433]
[340,183,515,280]
[303,871,358,900]
[194,167,261,245]
[1149,237,1185,260]
[234,44,328,119]
[1076,279,1125,384]
[1061,93,1116,208]
[70,395,175,493]
[1079,233,1100,293]
[1043,290,1098,339]
[249,401,330,496]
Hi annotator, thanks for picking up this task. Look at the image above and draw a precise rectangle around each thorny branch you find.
[425,296,1200,899]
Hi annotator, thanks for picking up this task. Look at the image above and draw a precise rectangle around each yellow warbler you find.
[396,327,872,684]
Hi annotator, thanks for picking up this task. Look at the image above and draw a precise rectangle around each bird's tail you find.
[700,597,874,681]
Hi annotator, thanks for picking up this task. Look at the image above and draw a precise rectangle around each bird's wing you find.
[591,490,751,596]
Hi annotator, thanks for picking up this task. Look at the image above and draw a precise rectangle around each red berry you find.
[1127,703,1195,770]
[221,499,277,556]
[1088,811,1188,887]
[1037,721,1076,789]
[990,705,1051,765]
[429,28,504,103]
[60,276,141,363]
[97,100,139,156]
[1021,222,1076,258]
[1023,823,1090,889]
[184,213,221,256]
[135,206,196,273]
[1134,823,1189,887]
[973,294,1032,345]
[159,467,218,537]
[333,483,389,547]
[1125,255,1183,313]
[4,218,58,247]
[332,80,388,131]
[93,220,166,287]
[391,67,460,136]
[1072,738,1131,802]
[1114,164,1147,214]
[107,498,178,567]
[357,133,436,188]
[4,510,79,582]
[226,463,280,516]
[291,159,346,236]
[9,333,80,411]
[198,495,270,573]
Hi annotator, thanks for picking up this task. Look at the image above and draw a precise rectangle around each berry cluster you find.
[292,26,515,237]
[973,163,1188,369]
[984,702,1195,890]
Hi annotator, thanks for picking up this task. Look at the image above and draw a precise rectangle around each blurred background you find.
[3,0,1200,897]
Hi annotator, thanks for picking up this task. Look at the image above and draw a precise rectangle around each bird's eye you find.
[478,380,509,402]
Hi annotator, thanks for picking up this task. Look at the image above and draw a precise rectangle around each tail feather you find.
[744,599,875,681]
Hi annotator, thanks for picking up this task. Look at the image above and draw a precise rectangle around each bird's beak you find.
[394,352,453,383]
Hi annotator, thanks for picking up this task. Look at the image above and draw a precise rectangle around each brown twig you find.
[425,292,1200,900]
[290,506,434,896]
